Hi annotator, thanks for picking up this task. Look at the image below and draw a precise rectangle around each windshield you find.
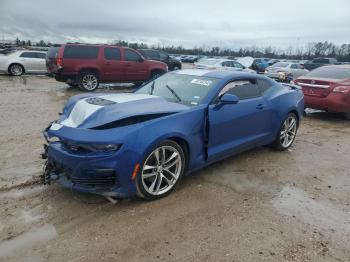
[136,72,219,106]
[272,62,289,68]
[197,59,219,65]
[306,66,350,79]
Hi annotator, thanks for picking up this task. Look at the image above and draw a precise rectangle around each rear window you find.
[63,46,99,59]
[47,46,60,59]
[306,66,350,79]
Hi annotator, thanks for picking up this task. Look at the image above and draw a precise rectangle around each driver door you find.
[207,79,272,161]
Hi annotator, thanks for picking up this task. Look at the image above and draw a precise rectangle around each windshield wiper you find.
[165,84,182,102]
[149,81,155,95]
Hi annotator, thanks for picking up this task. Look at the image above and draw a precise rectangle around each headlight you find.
[47,136,60,143]
[88,144,121,152]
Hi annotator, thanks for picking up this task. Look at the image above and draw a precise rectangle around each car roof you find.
[174,69,256,79]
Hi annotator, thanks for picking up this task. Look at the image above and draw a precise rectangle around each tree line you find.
[7,38,350,62]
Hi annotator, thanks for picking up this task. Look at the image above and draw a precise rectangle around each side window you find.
[36,53,46,59]
[219,80,260,100]
[20,52,37,58]
[147,50,160,60]
[257,79,272,94]
[221,61,230,67]
[63,46,99,59]
[104,47,121,60]
[159,51,168,61]
[124,49,142,61]
[291,64,298,69]
[233,62,244,69]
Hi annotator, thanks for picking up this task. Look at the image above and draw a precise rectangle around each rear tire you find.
[78,71,99,92]
[9,64,24,76]
[136,140,186,200]
[271,113,298,150]
[345,112,350,120]
[150,70,163,80]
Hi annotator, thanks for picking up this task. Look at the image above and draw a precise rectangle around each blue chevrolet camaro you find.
[43,69,304,200]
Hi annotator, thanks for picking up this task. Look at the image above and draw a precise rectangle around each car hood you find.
[236,56,254,68]
[56,93,190,129]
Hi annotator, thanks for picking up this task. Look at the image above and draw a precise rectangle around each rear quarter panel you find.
[61,47,102,76]
[267,83,304,137]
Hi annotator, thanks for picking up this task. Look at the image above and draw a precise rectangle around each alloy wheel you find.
[10,64,23,76]
[279,115,297,148]
[141,145,182,196]
[82,74,98,91]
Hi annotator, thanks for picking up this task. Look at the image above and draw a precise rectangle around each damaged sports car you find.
[42,69,304,200]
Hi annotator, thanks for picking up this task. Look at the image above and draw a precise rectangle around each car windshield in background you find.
[272,62,289,68]
[306,66,350,79]
[136,73,219,106]
[198,59,219,65]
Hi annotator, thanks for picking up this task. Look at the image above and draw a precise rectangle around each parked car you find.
[265,62,309,82]
[42,69,304,200]
[46,44,168,91]
[294,65,350,119]
[304,57,338,71]
[251,58,270,73]
[268,59,280,66]
[194,58,255,73]
[137,49,181,71]
[0,50,47,75]
[181,55,198,63]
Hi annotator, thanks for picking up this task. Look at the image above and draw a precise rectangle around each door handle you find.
[256,104,265,110]
[104,62,111,65]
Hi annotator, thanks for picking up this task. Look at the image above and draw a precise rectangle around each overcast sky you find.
[1,0,350,49]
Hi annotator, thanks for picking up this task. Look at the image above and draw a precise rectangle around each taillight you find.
[56,58,63,68]
[333,85,350,94]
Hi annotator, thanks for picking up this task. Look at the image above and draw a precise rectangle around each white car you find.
[194,58,255,73]
[265,62,309,82]
[0,50,47,76]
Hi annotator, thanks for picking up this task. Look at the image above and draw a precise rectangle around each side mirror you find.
[220,94,239,104]
[138,57,144,63]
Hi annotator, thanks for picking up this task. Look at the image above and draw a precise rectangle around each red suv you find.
[46,44,168,91]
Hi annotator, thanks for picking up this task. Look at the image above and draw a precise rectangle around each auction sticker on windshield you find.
[191,79,212,86]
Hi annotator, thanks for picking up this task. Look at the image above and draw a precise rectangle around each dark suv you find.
[137,49,181,71]
[46,44,168,91]
[304,57,338,71]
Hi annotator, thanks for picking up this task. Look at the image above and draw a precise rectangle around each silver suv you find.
[0,50,47,76]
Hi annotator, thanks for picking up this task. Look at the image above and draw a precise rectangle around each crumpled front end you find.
[41,121,143,198]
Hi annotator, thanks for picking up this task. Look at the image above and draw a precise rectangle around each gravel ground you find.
[0,71,349,262]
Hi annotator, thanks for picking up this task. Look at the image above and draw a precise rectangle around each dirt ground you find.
[0,71,349,262]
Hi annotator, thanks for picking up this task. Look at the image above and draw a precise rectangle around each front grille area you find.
[71,170,117,188]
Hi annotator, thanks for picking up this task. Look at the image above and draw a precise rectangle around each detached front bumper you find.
[42,142,138,198]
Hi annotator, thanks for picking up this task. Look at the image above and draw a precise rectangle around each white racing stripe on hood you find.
[59,93,158,128]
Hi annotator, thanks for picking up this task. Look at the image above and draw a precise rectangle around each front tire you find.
[78,71,99,92]
[272,113,298,150]
[9,64,24,76]
[150,70,163,80]
[136,140,186,200]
